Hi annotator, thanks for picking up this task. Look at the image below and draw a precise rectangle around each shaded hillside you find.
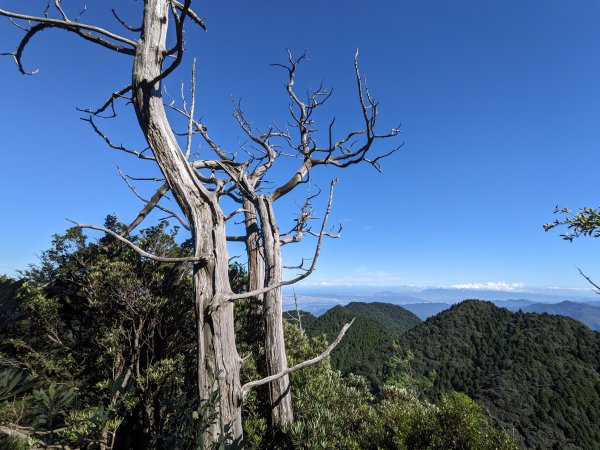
[401,302,451,320]
[399,300,600,449]
[523,300,600,331]
[344,301,421,333]
[303,302,420,385]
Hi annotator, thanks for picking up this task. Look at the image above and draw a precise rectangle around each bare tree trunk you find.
[243,197,265,327]
[131,1,241,445]
[256,196,294,427]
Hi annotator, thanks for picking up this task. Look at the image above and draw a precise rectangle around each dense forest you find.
[0,223,518,449]
[3,224,600,448]
[401,301,600,449]
[302,299,600,449]
[298,303,420,385]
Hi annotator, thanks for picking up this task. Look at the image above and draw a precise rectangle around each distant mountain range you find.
[522,301,600,331]
[284,287,600,331]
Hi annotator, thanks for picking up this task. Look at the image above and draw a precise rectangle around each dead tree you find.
[225,50,402,427]
[1,1,400,446]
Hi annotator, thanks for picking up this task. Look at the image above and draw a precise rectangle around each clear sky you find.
[2,0,600,293]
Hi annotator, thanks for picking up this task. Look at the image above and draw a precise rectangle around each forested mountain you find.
[344,302,421,333]
[301,299,600,449]
[399,300,600,449]
[5,231,597,449]
[0,227,518,449]
[300,302,420,385]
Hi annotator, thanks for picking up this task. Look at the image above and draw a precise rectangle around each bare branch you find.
[280,182,320,245]
[283,258,307,270]
[240,318,355,401]
[185,59,197,159]
[0,9,138,47]
[227,179,338,301]
[67,220,204,263]
[172,0,206,30]
[166,99,234,161]
[226,235,247,242]
[267,50,401,201]
[154,0,191,83]
[224,208,250,221]
[306,223,342,239]
[77,84,133,117]
[0,8,136,74]
[124,175,166,182]
[112,9,142,32]
[117,170,190,231]
[270,160,312,202]
[576,267,600,295]
[53,0,68,21]
[83,116,155,160]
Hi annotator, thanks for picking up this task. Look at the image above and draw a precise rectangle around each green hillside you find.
[302,302,421,385]
[399,300,600,449]
[344,301,421,333]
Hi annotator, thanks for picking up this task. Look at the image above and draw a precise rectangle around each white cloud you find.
[445,281,525,292]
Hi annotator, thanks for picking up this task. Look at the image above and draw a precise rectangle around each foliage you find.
[0,369,37,404]
[241,320,518,449]
[344,302,421,333]
[1,225,519,449]
[292,299,600,449]
[302,302,420,386]
[398,300,600,449]
[0,435,32,450]
[544,205,600,241]
[0,218,200,448]
[0,277,24,324]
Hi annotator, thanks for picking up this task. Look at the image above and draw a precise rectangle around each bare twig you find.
[83,116,154,160]
[118,169,190,231]
[78,85,133,117]
[172,0,206,30]
[227,179,338,301]
[576,267,600,295]
[283,258,307,270]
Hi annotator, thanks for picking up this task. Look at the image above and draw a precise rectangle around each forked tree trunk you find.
[256,196,294,426]
[131,0,242,446]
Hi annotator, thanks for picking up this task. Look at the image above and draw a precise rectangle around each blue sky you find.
[2,0,600,293]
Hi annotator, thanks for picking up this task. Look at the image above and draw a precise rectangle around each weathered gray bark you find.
[256,195,294,426]
[243,197,265,322]
[131,1,241,445]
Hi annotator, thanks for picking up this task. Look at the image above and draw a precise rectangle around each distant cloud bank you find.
[444,282,525,292]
